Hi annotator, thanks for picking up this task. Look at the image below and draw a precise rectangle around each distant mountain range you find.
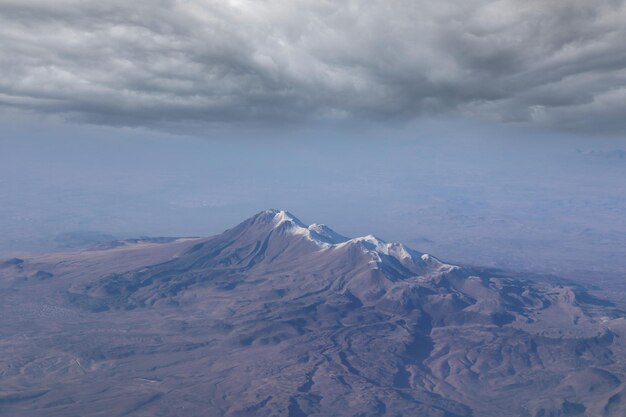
[1,210,625,417]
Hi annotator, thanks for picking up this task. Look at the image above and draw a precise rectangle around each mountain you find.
[1,210,626,417]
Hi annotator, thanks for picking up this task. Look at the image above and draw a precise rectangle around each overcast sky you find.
[1,0,625,134]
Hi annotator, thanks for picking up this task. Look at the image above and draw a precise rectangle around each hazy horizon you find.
[3,116,626,284]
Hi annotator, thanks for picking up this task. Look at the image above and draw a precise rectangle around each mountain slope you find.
[2,210,626,417]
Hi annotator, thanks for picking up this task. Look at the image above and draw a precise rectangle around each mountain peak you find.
[252,209,305,227]
[244,210,443,271]
[307,223,349,244]
[194,209,450,281]
[272,210,306,228]
[247,210,348,246]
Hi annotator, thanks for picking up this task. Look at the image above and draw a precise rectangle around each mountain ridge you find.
[2,210,626,417]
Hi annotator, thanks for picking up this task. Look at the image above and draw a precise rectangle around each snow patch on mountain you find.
[262,209,455,274]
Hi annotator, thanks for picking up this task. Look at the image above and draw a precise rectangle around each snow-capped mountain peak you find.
[307,223,349,244]
[238,210,452,275]
[255,210,349,246]
[271,210,304,227]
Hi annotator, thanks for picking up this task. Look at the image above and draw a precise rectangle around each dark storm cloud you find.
[0,0,625,132]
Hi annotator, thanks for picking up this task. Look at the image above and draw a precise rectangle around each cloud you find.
[0,0,625,133]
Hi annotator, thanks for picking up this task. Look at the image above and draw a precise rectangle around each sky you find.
[1,1,626,284]
[1,0,626,133]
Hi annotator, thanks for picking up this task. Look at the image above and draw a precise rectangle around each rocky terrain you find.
[1,210,625,417]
